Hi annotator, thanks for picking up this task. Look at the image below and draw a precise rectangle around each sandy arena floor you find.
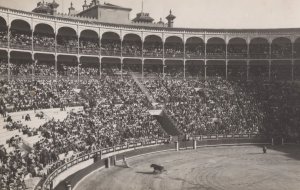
[75,146,300,190]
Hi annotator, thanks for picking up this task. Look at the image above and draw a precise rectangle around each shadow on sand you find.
[255,144,300,161]
[136,171,156,175]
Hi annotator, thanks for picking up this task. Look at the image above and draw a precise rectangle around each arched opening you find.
[101,57,121,76]
[0,17,8,48]
[34,53,55,78]
[34,24,55,52]
[227,61,247,80]
[248,60,269,80]
[123,59,142,76]
[271,60,292,81]
[0,50,8,78]
[249,38,269,59]
[206,60,226,77]
[57,27,78,54]
[80,56,100,78]
[10,19,32,50]
[101,32,121,56]
[185,60,205,78]
[271,37,292,59]
[185,37,205,59]
[57,55,78,78]
[144,35,163,58]
[122,34,142,57]
[228,38,247,59]
[165,60,184,78]
[164,36,184,58]
[206,37,226,59]
[293,38,300,59]
[80,30,99,55]
[10,51,33,78]
[144,59,163,78]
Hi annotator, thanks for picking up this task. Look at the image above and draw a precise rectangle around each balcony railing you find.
[57,46,78,54]
[0,40,8,48]
[185,53,205,59]
[33,44,55,52]
[227,53,248,59]
[101,50,121,56]
[122,51,142,57]
[164,53,184,58]
[206,53,226,59]
[143,52,163,58]
[249,54,270,59]
[79,48,100,55]
[10,42,32,50]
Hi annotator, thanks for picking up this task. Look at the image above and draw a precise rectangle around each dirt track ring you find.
[75,146,300,190]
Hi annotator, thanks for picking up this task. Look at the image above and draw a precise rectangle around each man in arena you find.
[122,155,130,168]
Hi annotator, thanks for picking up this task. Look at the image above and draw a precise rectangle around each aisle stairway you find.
[129,72,181,136]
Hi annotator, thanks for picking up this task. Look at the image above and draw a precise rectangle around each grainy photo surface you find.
[0,0,300,190]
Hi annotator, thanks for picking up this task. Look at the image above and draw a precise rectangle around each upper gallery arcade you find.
[1,0,300,81]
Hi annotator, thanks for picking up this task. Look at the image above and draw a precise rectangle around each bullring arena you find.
[1,0,300,190]
[75,146,300,190]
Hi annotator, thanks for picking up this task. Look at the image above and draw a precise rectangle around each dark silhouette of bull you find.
[150,164,166,173]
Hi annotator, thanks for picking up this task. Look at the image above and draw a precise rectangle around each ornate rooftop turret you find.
[158,18,164,25]
[82,0,89,11]
[32,1,52,15]
[132,12,154,23]
[166,10,176,28]
[68,2,77,16]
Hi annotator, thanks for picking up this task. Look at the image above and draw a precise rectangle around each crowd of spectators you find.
[228,45,247,58]
[0,79,83,113]
[144,78,263,135]
[206,44,226,58]
[250,44,269,59]
[101,40,121,56]
[165,43,183,58]
[57,36,78,54]
[33,34,55,52]
[0,70,299,189]
[122,41,142,57]
[185,44,204,58]
[0,30,7,47]
[79,38,99,55]
[144,43,163,57]
[0,77,166,189]
[10,30,32,50]
[271,43,292,59]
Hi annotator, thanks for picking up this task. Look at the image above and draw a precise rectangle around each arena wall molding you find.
[41,135,269,190]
